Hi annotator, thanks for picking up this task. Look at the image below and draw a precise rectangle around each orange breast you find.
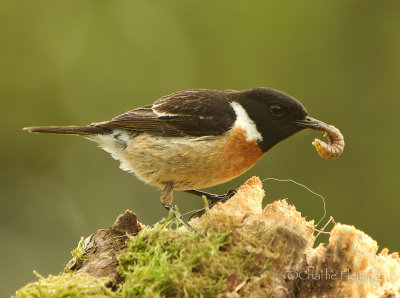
[207,127,265,186]
[122,127,265,190]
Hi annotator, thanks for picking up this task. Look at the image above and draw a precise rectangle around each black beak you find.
[295,116,327,130]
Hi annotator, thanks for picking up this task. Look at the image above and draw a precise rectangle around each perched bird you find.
[24,87,326,229]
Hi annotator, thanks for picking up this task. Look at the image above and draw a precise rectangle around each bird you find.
[24,87,326,230]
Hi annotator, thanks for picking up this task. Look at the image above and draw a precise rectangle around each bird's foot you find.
[187,189,237,220]
[162,204,195,233]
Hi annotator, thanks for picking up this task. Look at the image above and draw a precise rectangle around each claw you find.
[187,189,237,220]
[163,204,195,233]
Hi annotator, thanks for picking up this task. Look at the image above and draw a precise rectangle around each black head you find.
[231,87,322,152]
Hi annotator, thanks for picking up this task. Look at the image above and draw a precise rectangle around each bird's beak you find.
[295,116,327,130]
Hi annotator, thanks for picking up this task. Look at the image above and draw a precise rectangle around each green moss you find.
[65,236,91,272]
[15,214,302,297]
[15,272,113,298]
[116,217,296,297]
[71,237,87,259]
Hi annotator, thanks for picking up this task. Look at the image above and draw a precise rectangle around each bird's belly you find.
[114,128,265,190]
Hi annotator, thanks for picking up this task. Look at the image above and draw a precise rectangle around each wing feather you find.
[92,90,236,137]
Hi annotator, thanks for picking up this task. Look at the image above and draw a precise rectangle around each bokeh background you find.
[1,0,400,296]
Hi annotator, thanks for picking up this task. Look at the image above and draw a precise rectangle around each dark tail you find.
[23,125,111,135]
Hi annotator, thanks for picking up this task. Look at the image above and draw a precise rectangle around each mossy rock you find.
[16,219,304,297]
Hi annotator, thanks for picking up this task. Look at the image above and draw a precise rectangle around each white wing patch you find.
[230,101,263,142]
[151,104,177,117]
[152,109,177,117]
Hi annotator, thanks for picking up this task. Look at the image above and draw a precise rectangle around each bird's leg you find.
[161,182,195,233]
[185,188,237,220]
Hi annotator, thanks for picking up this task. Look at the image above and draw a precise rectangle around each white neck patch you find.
[230,101,263,142]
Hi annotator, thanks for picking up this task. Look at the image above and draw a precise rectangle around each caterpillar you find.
[312,123,344,160]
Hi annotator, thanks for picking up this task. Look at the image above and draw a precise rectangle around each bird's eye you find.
[270,105,284,116]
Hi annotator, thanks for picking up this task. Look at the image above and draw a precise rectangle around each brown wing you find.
[92,89,236,137]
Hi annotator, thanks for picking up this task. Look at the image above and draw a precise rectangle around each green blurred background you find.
[1,0,399,296]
